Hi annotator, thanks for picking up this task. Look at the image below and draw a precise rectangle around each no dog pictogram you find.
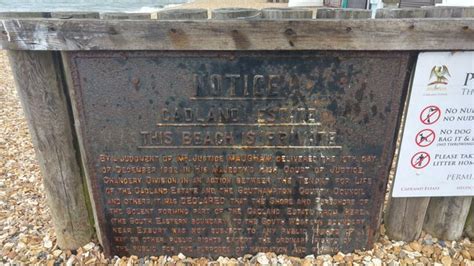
[410,152,431,169]
[420,105,441,125]
[415,129,436,147]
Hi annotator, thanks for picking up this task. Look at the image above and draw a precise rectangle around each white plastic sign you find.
[392,52,474,197]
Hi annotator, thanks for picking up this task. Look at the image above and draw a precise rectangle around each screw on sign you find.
[415,129,436,147]
[410,151,431,169]
[419,105,441,125]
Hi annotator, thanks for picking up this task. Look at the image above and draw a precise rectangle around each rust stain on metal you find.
[65,51,413,258]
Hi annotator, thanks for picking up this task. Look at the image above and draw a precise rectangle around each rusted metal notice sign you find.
[65,51,411,257]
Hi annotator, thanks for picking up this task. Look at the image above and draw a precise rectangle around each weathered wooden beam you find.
[0,19,473,51]
[424,197,472,240]
[7,50,94,249]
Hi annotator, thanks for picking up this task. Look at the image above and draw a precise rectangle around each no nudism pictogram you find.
[419,105,441,125]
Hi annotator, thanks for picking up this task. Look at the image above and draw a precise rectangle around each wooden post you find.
[2,11,94,250]
[382,7,430,241]
[423,197,472,240]
[261,8,313,19]
[154,8,208,20]
[465,203,474,238]
[7,50,94,250]
[384,118,430,241]
[101,12,152,20]
[385,142,430,241]
[212,8,261,20]
[316,8,371,19]
[385,197,431,241]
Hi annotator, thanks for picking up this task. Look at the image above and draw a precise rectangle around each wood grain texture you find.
[7,50,94,249]
[60,51,107,252]
[0,19,472,51]
[0,12,51,18]
[154,9,208,20]
[261,8,313,19]
[316,8,371,19]
[465,203,473,238]
[50,12,100,19]
[423,6,474,18]
[212,8,261,19]
[376,8,427,18]
[383,46,430,242]
[423,197,472,240]
[101,12,152,20]
[385,197,431,241]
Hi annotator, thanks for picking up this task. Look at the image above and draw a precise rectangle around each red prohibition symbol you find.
[410,152,431,169]
[419,105,441,125]
[415,129,436,147]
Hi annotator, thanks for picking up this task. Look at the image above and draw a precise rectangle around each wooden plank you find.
[423,197,472,240]
[0,19,473,51]
[7,50,94,249]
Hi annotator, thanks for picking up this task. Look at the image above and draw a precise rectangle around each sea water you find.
[0,0,191,13]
